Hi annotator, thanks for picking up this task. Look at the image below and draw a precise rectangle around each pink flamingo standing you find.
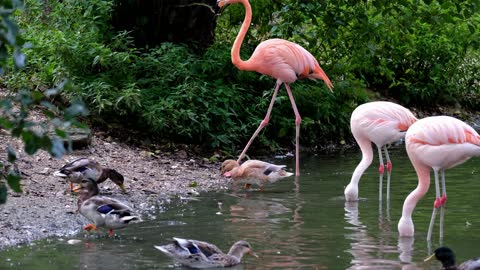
[344,101,417,202]
[217,0,334,176]
[397,115,480,240]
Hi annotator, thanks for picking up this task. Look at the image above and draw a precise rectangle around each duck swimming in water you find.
[154,237,258,268]
[221,159,293,191]
[424,246,480,270]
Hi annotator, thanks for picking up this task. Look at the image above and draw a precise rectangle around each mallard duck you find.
[154,237,258,268]
[424,246,480,270]
[221,159,293,191]
[77,178,139,237]
[53,157,126,192]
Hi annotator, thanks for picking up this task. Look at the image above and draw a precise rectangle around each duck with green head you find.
[425,247,480,270]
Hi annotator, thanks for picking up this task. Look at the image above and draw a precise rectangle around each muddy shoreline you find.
[0,131,230,250]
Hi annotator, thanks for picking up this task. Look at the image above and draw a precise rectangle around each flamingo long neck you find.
[401,162,430,220]
[231,0,253,71]
[350,138,374,186]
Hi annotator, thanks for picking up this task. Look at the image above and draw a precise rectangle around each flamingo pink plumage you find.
[217,0,334,176]
[398,115,480,240]
[344,101,417,202]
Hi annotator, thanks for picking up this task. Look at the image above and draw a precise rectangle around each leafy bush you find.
[0,0,88,204]
[3,0,478,156]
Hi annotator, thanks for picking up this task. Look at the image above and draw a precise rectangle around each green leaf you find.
[7,172,22,193]
[13,49,26,68]
[467,23,475,34]
[7,145,17,163]
[50,137,66,158]
[0,184,7,204]
[54,128,67,138]
[189,181,198,187]
[0,117,14,129]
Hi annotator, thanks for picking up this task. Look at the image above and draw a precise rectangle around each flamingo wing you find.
[249,39,333,89]
[351,101,417,146]
[406,116,480,169]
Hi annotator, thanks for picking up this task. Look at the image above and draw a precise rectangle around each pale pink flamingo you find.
[397,115,480,240]
[217,0,334,176]
[344,101,417,202]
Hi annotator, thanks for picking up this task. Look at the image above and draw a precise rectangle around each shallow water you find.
[1,147,480,269]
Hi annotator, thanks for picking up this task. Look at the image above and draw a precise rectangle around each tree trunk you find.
[111,0,218,51]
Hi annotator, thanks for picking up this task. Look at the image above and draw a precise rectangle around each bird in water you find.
[77,178,139,237]
[424,246,480,270]
[221,159,293,191]
[154,237,258,268]
[344,101,417,202]
[53,157,126,192]
[397,116,480,240]
[217,0,334,176]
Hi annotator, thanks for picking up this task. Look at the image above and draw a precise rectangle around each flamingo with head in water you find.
[397,115,480,240]
[217,0,334,176]
[344,101,417,202]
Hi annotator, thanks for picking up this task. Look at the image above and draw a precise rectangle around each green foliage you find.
[3,0,479,160]
[0,0,25,74]
[0,0,88,204]
[0,87,89,203]
[266,0,480,108]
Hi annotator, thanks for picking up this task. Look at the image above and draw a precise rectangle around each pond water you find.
[1,147,479,269]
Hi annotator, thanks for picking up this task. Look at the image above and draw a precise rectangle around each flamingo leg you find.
[383,145,392,201]
[285,83,301,176]
[377,146,384,201]
[439,169,447,240]
[427,169,441,241]
[237,81,281,163]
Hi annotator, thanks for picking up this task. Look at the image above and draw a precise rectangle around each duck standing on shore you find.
[54,157,126,192]
[77,178,139,237]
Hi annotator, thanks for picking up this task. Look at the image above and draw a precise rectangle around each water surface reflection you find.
[0,152,479,269]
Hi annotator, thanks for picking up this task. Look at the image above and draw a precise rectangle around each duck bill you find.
[118,184,127,193]
[423,253,435,262]
[249,250,259,258]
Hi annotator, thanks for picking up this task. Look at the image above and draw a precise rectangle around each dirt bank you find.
[0,130,228,250]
